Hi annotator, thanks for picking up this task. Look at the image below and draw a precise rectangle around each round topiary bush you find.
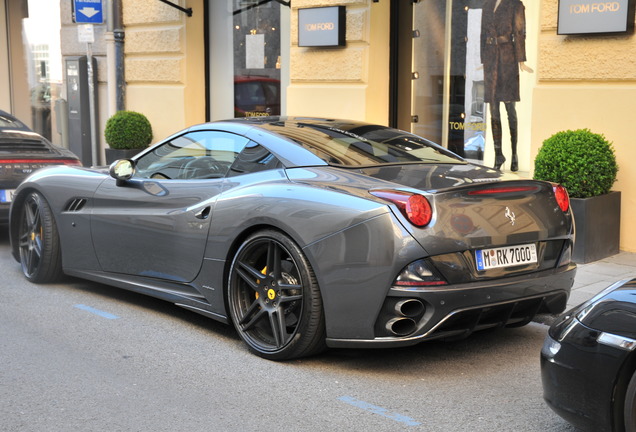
[104,110,153,150]
[533,129,618,198]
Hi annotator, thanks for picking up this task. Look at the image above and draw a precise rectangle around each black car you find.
[541,278,636,432]
[1,114,81,223]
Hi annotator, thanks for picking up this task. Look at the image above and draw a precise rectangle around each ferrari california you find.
[9,117,576,360]
[541,278,636,432]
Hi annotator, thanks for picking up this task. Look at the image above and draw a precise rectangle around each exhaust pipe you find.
[395,298,425,318]
[385,317,417,336]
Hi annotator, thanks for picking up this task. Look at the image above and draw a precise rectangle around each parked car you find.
[9,117,576,360]
[541,278,636,432]
[1,114,81,224]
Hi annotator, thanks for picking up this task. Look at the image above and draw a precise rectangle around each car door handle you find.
[195,206,211,220]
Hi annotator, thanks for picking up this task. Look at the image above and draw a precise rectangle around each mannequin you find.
[481,0,533,171]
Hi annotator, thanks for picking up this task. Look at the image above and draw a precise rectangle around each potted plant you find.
[534,129,619,263]
[104,110,153,164]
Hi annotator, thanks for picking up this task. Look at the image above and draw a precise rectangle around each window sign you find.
[298,6,346,47]
[558,0,635,34]
[246,34,265,69]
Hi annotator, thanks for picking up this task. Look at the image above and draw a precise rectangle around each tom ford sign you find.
[558,0,635,34]
[298,6,346,47]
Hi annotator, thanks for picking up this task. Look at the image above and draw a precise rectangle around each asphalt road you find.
[0,228,577,432]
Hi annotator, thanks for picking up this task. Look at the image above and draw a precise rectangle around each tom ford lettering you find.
[305,22,335,31]
[569,2,622,13]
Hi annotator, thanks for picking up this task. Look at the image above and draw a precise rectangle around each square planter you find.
[571,191,621,264]
[105,148,143,165]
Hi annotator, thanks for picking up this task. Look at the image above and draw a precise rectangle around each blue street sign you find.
[73,0,103,24]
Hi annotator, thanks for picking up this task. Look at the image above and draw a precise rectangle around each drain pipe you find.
[105,0,125,115]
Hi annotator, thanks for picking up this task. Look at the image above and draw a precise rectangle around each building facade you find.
[1,0,635,251]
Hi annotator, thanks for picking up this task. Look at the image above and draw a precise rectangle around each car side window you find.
[227,141,283,177]
[134,131,250,180]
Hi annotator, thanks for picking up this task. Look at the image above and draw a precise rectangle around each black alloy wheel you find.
[18,192,63,283]
[228,230,326,360]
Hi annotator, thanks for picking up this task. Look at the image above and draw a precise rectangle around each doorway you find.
[391,0,486,162]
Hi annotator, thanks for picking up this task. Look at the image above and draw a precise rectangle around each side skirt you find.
[64,269,229,325]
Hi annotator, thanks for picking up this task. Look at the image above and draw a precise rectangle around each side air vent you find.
[64,198,87,212]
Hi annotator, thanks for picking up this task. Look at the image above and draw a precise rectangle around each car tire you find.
[227,230,326,360]
[17,191,63,283]
[625,370,636,431]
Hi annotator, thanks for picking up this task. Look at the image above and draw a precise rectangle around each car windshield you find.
[262,121,464,166]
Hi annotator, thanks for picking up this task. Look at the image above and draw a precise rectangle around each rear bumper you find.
[326,263,576,348]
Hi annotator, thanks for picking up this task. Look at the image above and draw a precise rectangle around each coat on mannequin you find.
[481,0,532,171]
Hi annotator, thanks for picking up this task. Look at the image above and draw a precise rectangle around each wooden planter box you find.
[571,191,621,264]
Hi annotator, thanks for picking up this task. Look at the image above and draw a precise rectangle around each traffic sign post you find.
[73,0,104,24]
[73,0,102,164]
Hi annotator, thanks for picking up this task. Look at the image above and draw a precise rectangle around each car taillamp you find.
[553,184,569,212]
[370,190,432,227]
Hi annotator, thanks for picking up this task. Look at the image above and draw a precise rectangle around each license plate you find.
[475,243,537,271]
[0,189,15,203]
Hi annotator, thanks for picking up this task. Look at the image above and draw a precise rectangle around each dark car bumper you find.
[540,313,630,432]
[327,262,576,348]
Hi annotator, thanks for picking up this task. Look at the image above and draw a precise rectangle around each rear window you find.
[262,122,464,166]
[0,114,29,131]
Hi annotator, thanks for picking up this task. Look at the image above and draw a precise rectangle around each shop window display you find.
[411,0,532,169]
[233,0,282,117]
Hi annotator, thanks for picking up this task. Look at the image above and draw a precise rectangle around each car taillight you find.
[0,158,81,167]
[553,184,569,212]
[370,190,432,227]
[467,185,539,195]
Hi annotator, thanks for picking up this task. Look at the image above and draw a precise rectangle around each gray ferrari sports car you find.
[9,117,576,360]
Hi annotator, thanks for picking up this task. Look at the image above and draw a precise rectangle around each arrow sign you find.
[73,0,103,24]
[78,7,99,19]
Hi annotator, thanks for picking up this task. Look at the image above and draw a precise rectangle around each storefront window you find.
[232,0,282,117]
[411,0,530,168]
[21,0,63,142]
[411,0,485,160]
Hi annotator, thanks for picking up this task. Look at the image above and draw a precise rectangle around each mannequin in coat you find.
[481,0,533,171]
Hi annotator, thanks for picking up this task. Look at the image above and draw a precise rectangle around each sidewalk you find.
[535,251,636,325]
[568,251,636,309]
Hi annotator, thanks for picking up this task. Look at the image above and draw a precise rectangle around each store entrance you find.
[207,0,289,121]
[391,0,486,162]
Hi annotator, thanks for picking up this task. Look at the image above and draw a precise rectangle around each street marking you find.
[338,396,421,426]
[74,304,119,320]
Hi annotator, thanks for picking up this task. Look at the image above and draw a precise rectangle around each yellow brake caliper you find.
[255,266,268,300]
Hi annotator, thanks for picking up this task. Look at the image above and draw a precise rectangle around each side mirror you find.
[109,159,135,185]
